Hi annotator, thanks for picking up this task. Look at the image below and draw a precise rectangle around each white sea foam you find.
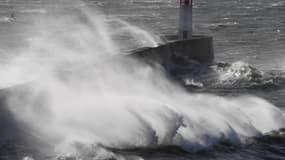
[216,61,262,84]
[0,16,14,23]
[18,9,47,14]
[0,2,284,158]
[22,156,34,160]
[270,2,284,7]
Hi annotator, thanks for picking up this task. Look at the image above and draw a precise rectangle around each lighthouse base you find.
[131,35,214,73]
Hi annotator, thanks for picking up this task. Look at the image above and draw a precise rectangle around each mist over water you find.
[0,1,284,159]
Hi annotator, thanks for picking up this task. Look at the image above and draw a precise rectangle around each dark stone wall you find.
[131,35,214,70]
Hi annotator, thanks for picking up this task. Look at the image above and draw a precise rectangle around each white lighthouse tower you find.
[178,0,193,40]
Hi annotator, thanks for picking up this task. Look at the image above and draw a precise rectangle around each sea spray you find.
[0,2,284,159]
[107,18,162,51]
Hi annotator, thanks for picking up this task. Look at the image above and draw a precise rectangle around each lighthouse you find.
[178,0,193,40]
[133,0,214,67]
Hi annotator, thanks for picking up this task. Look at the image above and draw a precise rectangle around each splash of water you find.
[214,61,265,87]
[107,18,162,50]
[0,2,284,159]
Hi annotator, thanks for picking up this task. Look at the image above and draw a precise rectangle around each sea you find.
[0,0,285,160]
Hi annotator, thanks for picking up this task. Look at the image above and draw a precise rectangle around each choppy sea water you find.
[0,0,285,160]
